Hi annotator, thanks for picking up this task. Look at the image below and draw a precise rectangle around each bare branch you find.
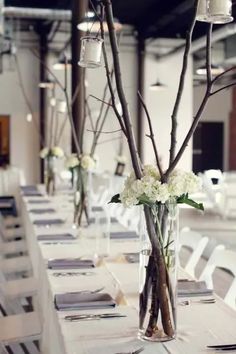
[168,0,199,166]
[165,24,213,177]
[88,94,113,107]
[137,91,163,179]
[212,65,236,84]
[87,128,121,134]
[97,136,121,145]
[102,0,142,177]
[85,98,95,132]
[211,82,236,96]
[206,24,213,86]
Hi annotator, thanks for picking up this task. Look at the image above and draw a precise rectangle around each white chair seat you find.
[0,312,41,344]
[2,227,25,241]
[4,277,37,299]
[3,216,22,228]
[0,240,27,255]
[0,256,31,274]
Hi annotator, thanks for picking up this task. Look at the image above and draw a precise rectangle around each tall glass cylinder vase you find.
[44,156,56,196]
[73,167,89,227]
[139,200,179,342]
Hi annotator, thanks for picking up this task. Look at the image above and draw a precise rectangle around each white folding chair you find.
[0,214,25,242]
[200,245,236,309]
[0,256,32,278]
[179,228,209,278]
[0,303,41,354]
[0,238,27,256]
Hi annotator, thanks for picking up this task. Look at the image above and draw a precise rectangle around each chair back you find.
[200,245,236,309]
[179,228,208,277]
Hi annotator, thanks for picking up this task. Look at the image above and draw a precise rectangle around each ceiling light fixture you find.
[149,80,167,91]
[77,11,122,33]
[196,64,224,76]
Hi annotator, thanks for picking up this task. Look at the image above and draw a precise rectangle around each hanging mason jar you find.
[196,0,208,22]
[197,0,233,23]
[207,0,233,23]
[139,199,179,342]
[78,36,103,68]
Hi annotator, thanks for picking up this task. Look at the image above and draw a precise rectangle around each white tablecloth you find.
[21,193,236,354]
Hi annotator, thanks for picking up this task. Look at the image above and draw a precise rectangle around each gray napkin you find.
[33,219,64,226]
[28,200,50,204]
[124,252,139,263]
[110,231,138,239]
[55,292,116,311]
[37,233,75,241]
[178,280,213,297]
[48,258,95,269]
[92,206,103,212]
[30,208,56,214]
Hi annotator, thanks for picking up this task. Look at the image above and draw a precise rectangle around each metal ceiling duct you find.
[1,7,72,21]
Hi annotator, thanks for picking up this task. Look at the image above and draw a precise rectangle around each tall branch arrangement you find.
[100,0,236,339]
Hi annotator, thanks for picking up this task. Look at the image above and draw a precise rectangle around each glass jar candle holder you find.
[78,36,103,69]
[208,0,233,24]
[197,0,233,24]
[196,0,208,22]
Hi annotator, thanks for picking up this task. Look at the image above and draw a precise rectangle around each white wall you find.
[144,51,193,172]
[0,48,40,183]
[193,85,232,170]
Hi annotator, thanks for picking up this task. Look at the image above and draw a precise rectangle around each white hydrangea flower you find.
[143,165,160,179]
[120,189,139,207]
[168,170,201,197]
[40,147,49,159]
[51,146,64,158]
[66,154,79,169]
[80,154,95,171]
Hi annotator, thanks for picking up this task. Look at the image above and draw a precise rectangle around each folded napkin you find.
[91,206,104,212]
[48,258,95,269]
[124,252,139,263]
[111,217,118,224]
[23,192,43,197]
[54,292,116,311]
[178,280,213,297]
[28,200,50,204]
[21,185,38,191]
[33,219,64,226]
[29,208,56,214]
[37,233,75,241]
[110,231,138,239]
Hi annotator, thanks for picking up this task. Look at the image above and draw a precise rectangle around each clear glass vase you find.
[44,155,56,196]
[73,166,90,227]
[139,200,179,342]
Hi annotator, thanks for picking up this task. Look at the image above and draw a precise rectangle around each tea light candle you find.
[209,0,232,15]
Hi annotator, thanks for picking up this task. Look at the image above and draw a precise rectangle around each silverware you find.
[207,344,236,351]
[115,347,144,354]
[52,271,95,277]
[179,298,216,306]
[66,287,105,295]
[64,313,127,321]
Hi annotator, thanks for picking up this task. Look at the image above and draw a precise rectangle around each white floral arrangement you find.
[40,146,64,159]
[65,153,96,171]
[112,165,202,209]
[80,154,96,171]
[65,154,79,169]
[115,155,127,164]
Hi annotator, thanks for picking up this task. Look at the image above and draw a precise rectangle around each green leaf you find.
[109,194,121,204]
[176,193,204,211]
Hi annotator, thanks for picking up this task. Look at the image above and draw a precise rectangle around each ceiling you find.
[4,0,234,40]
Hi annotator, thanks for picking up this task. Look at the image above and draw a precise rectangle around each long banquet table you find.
[20,191,236,354]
